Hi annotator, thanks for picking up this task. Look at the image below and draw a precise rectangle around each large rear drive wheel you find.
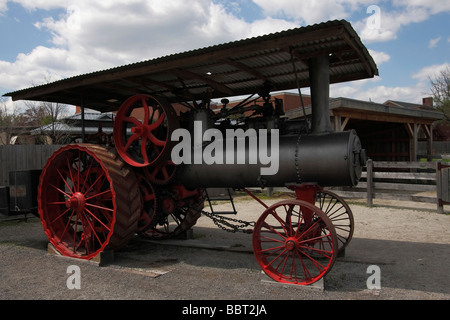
[38,144,142,260]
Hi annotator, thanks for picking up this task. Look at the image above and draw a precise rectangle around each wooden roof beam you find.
[172,68,234,96]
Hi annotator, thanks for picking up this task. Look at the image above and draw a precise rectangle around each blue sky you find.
[0,0,449,113]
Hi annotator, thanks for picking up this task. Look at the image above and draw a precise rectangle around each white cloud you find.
[1,0,448,112]
[368,49,390,65]
[0,0,298,93]
[331,63,450,105]
[428,37,441,48]
[251,0,450,44]
[0,96,16,114]
[331,80,429,104]
[356,5,431,43]
[252,0,351,25]
[392,0,450,14]
[412,63,450,82]
[0,0,7,12]
[355,84,426,104]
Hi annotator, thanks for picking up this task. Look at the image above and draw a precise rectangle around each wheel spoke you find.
[125,133,140,151]
[123,116,141,127]
[66,157,78,192]
[84,207,112,232]
[50,207,72,224]
[142,97,150,124]
[56,168,74,195]
[49,183,71,198]
[148,112,165,131]
[141,135,149,163]
[85,202,114,212]
[84,189,112,202]
[147,132,166,146]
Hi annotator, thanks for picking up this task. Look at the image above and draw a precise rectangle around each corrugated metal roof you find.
[4,20,378,113]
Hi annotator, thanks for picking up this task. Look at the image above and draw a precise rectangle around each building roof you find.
[383,100,434,110]
[63,112,115,122]
[285,96,444,123]
[4,20,378,113]
[30,112,114,136]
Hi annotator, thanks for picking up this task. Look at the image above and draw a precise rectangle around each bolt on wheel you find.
[253,200,338,285]
[38,144,141,259]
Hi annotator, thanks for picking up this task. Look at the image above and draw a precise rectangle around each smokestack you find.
[422,97,433,108]
[309,55,331,134]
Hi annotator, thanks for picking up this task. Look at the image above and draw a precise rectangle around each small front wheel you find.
[252,200,338,285]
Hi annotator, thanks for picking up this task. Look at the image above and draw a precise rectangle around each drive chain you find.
[201,210,255,234]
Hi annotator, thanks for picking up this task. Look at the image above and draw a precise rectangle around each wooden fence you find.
[0,145,63,186]
[1,145,450,214]
[336,160,450,213]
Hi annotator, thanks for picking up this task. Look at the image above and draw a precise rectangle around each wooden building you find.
[280,93,444,161]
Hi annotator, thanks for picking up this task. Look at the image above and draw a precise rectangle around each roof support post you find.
[80,97,86,143]
[309,55,332,134]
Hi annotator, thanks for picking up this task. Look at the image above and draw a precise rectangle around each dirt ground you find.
[1,193,450,302]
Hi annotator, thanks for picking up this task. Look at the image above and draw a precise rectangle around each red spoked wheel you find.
[316,190,354,253]
[38,144,141,260]
[253,200,338,285]
[144,160,177,185]
[139,187,205,240]
[113,94,178,167]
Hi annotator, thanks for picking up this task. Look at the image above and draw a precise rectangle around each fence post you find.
[436,160,444,214]
[366,159,373,207]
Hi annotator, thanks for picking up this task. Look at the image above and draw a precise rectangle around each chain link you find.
[201,210,255,233]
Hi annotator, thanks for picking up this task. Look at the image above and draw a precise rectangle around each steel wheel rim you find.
[253,200,338,285]
[38,145,116,259]
[113,94,178,167]
[316,190,354,252]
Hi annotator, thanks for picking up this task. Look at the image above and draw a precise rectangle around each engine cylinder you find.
[175,130,366,189]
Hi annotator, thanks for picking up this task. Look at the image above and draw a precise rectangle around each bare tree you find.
[0,98,27,145]
[430,66,450,120]
[23,100,69,144]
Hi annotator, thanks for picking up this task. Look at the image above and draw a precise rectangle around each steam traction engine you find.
[5,20,378,285]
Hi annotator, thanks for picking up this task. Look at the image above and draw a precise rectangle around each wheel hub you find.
[65,192,86,213]
[285,237,297,251]
[131,125,143,135]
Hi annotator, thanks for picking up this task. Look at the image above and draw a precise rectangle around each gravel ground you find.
[1,193,450,302]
